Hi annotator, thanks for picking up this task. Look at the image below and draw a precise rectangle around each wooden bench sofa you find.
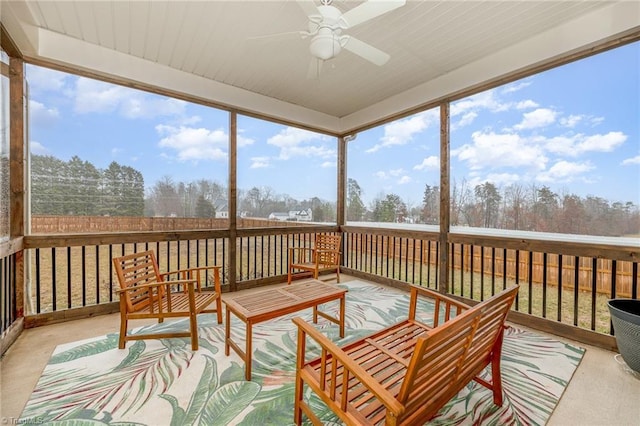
[113,250,223,351]
[293,284,519,425]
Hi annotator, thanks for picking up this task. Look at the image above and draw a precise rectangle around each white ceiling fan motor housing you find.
[308,5,344,61]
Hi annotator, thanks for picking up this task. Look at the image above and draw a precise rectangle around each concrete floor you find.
[2,278,640,425]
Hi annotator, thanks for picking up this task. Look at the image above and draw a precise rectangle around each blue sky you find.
[27,41,639,208]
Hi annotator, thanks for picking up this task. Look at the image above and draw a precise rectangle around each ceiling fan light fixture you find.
[309,28,341,60]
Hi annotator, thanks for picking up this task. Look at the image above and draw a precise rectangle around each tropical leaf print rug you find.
[20,281,584,425]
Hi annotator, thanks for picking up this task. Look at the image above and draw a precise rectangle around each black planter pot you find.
[608,299,640,374]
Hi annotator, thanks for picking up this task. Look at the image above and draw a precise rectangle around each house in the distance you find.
[290,208,312,222]
[268,212,290,221]
[268,208,313,222]
[213,200,228,219]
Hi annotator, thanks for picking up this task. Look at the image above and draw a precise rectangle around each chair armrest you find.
[288,247,313,262]
[408,285,471,327]
[161,266,222,292]
[293,317,405,418]
[115,279,195,294]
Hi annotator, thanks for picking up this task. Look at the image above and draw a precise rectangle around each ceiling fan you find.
[254,0,406,77]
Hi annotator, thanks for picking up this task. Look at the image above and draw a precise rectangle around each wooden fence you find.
[349,236,638,298]
[30,216,637,297]
[30,215,308,233]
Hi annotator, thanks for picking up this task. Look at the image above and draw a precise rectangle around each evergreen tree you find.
[347,178,366,221]
[421,184,439,224]
[195,195,215,218]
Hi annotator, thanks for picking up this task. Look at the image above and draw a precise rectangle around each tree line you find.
[30,155,336,220]
[346,178,639,237]
[28,155,638,237]
[31,155,144,216]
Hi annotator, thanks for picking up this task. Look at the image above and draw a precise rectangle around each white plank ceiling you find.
[2,0,639,135]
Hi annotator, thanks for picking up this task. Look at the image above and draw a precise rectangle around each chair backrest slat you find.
[315,234,341,266]
[113,250,163,313]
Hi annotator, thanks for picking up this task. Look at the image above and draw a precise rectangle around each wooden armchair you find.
[293,285,519,425]
[288,233,341,284]
[113,250,223,350]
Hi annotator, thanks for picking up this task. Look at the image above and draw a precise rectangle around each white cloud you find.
[238,135,255,147]
[622,155,640,165]
[452,90,508,116]
[29,141,48,155]
[514,108,557,130]
[267,127,333,160]
[576,131,626,153]
[467,172,521,188]
[74,77,186,118]
[501,81,532,94]
[26,65,68,93]
[250,157,270,168]
[375,168,407,181]
[74,78,128,114]
[451,90,526,130]
[156,125,228,161]
[366,110,436,153]
[29,100,60,126]
[485,173,521,186]
[453,131,547,171]
[237,129,255,147]
[540,135,576,156]
[544,131,627,157]
[321,161,336,168]
[536,160,594,183]
[453,111,478,129]
[414,156,439,170]
[515,100,538,110]
[560,114,583,128]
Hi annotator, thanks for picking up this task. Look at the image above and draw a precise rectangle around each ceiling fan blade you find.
[341,36,390,66]
[247,31,308,42]
[307,57,323,79]
[296,0,320,18]
[340,0,406,28]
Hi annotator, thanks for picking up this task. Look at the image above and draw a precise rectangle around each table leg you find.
[245,323,253,380]
[313,305,318,324]
[339,295,345,338]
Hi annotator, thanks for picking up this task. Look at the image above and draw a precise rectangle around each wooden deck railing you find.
[2,224,638,350]
[0,250,18,336]
[341,225,639,343]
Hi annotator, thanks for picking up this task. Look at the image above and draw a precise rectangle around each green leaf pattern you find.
[20,281,584,425]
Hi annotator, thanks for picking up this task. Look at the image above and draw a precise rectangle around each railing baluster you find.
[542,252,547,318]
[460,243,465,297]
[573,256,579,327]
[527,251,533,314]
[81,246,86,307]
[36,248,41,313]
[503,248,508,291]
[95,245,100,305]
[109,244,114,302]
[66,246,72,309]
[514,249,520,310]
[557,254,563,322]
[52,248,57,312]
[632,262,638,299]
[491,247,496,296]
[480,246,485,301]
[591,257,597,331]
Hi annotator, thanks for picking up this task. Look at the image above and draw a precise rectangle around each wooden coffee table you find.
[224,280,347,380]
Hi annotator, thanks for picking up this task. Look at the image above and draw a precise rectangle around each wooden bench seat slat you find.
[294,285,519,425]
